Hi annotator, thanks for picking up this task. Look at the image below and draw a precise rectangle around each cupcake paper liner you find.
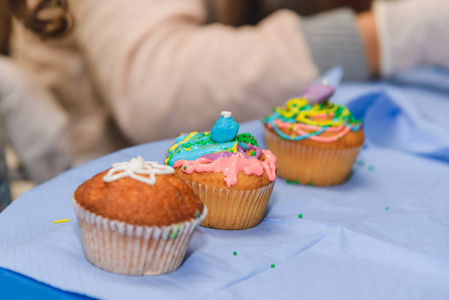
[183,180,275,230]
[72,197,207,276]
[264,127,361,186]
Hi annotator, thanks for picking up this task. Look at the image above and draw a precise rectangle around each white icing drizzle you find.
[221,111,232,118]
[103,156,174,185]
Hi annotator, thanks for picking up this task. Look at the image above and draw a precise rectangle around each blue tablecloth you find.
[1,67,449,299]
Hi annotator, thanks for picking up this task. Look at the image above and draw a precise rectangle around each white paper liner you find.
[264,127,361,185]
[184,180,275,230]
[72,197,207,275]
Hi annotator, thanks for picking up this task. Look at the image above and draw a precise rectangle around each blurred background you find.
[0,0,375,50]
[0,0,374,201]
[0,0,374,205]
[0,0,11,55]
[211,0,373,26]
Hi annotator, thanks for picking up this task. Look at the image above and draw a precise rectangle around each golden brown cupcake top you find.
[74,158,204,227]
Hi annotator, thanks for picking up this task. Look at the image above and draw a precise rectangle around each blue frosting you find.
[165,132,239,166]
[211,116,239,143]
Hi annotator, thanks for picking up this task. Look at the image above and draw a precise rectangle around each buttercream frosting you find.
[264,84,361,142]
[103,156,175,185]
[165,112,277,187]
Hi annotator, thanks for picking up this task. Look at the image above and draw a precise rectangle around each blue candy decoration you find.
[211,111,239,143]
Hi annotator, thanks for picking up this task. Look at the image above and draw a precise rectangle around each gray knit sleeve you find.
[301,8,370,81]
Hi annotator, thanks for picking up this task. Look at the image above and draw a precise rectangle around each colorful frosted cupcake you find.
[165,111,277,230]
[72,157,206,275]
[263,83,364,186]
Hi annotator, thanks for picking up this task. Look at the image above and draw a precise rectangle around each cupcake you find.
[72,156,206,275]
[263,83,364,186]
[165,111,277,230]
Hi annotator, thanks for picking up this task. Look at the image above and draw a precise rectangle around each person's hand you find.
[374,0,449,76]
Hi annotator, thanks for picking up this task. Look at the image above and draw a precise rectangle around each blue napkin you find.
[1,67,449,300]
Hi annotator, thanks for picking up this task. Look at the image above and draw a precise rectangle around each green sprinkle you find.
[229,149,233,153]
[233,251,237,256]
[338,136,341,140]
[271,264,275,268]
[309,182,314,187]
[235,133,259,147]
[183,166,187,170]
[286,180,291,184]
[298,213,303,219]
[251,151,256,156]
[368,165,374,171]
[169,225,181,240]
[385,206,389,211]
[293,180,299,185]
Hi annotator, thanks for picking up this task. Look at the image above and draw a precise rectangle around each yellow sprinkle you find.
[165,131,199,164]
[229,141,239,154]
[167,132,198,152]
[54,219,69,224]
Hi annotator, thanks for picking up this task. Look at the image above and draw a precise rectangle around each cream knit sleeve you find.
[70,0,319,143]
[0,57,72,183]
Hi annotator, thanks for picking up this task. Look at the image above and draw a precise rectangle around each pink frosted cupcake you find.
[165,112,277,230]
[263,83,364,186]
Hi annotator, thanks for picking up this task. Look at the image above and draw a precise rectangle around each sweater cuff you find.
[301,8,370,81]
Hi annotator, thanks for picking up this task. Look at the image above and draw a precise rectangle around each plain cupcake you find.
[165,111,277,230]
[263,83,364,186]
[72,156,206,275]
